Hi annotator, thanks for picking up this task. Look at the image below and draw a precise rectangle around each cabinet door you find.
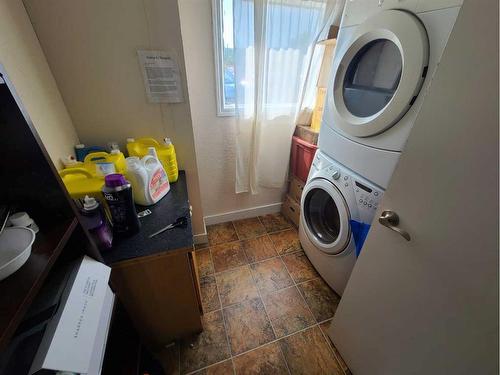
[188,251,204,314]
[111,252,203,348]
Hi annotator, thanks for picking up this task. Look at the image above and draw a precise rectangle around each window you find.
[212,0,235,116]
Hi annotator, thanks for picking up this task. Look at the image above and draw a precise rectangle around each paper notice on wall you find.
[137,50,184,104]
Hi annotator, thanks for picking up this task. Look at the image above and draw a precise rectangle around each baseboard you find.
[193,217,208,245]
[193,232,208,245]
[204,202,283,226]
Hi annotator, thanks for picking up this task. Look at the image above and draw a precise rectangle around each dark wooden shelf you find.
[0,217,78,351]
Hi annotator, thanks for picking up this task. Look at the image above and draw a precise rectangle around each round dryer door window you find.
[330,10,429,137]
[302,178,350,255]
[343,39,402,118]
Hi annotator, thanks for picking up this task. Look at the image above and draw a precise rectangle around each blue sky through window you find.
[222,0,235,105]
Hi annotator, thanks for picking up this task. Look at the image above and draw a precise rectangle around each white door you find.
[329,1,498,374]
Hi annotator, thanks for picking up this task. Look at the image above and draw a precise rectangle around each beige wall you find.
[178,0,283,220]
[0,0,79,167]
[24,0,205,235]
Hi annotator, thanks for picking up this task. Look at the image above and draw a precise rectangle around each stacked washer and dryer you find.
[299,0,464,295]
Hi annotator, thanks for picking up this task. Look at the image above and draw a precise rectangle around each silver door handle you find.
[378,210,411,241]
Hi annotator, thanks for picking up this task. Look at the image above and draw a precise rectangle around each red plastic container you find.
[290,136,318,183]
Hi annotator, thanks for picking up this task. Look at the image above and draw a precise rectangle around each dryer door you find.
[302,178,351,255]
[330,9,429,137]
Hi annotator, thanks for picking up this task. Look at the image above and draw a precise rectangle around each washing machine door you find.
[302,178,351,255]
[330,9,429,137]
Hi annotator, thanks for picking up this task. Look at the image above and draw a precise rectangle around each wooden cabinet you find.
[102,172,203,350]
[110,250,202,348]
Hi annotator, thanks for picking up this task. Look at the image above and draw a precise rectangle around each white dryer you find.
[320,0,463,188]
[299,151,383,295]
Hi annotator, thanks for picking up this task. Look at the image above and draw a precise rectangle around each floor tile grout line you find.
[277,341,293,375]
[232,217,267,242]
[208,250,304,279]
[278,243,346,373]
[259,247,300,375]
[213,252,300,311]
[248,260,279,341]
[218,322,325,364]
[221,306,235,357]
[248,251,304,375]
[183,357,232,375]
[210,247,233,362]
[280,252,320,325]
[256,213,294,235]
[317,320,348,375]
[207,214,295,245]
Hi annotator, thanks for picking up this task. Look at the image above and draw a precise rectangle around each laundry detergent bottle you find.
[125,154,170,206]
[102,174,141,236]
[79,195,113,250]
[126,137,178,183]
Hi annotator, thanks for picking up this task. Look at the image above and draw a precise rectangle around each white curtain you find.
[234,0,337,194]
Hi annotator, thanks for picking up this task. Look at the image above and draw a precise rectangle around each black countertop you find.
[102,171,193,265]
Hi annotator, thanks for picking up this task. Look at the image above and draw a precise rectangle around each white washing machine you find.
[320,0,463,188]
[299,151,383,295]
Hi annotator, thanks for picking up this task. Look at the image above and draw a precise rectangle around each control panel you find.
[353,180,382,222]
[310,151,384,224]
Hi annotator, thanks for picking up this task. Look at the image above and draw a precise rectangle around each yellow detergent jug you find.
[83,151,126,176]
[126,137,178,182]
[59,168,105,200]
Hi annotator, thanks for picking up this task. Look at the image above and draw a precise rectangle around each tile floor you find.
[161,213,350,375]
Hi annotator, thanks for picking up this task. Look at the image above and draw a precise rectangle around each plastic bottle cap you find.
[105,173,128,188]
[62,155,78,166]
[110,149,120,155]
[75,144,85,149]
[147,147,158,158]
[83,195,99,210]
[108,141,120,151]
[127,138,135,143]
[126,157,141,169]
[164,137,172,145]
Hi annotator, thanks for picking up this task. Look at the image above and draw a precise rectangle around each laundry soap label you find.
[149,168,170,200]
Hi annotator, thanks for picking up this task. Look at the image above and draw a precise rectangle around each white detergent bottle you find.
[125,155,170,206]
[126,157,149,205]
[142,154,170,203]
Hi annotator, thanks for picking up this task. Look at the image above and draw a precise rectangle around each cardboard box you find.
[288,177,305,204]
[294,125,319,145]
[30,256,112,375]
[282,194,300,227]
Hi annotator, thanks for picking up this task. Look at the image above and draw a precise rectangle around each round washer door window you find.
[330,9,429,138]
[302,179,350,255]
